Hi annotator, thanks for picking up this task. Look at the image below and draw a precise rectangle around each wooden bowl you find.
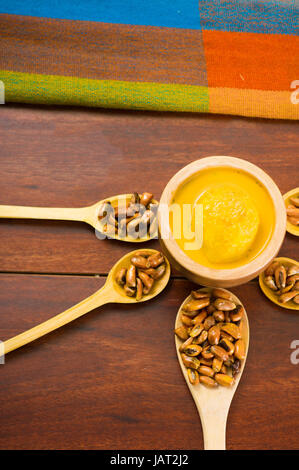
[158,156,286,287]
[283,187,299,236]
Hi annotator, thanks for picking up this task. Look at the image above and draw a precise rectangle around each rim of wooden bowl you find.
[158,156,286,287]
[283,187,299,237]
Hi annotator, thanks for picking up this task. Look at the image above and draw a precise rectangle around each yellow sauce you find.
[170,167,275,269]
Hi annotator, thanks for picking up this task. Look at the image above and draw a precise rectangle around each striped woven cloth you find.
[0,1,298,119]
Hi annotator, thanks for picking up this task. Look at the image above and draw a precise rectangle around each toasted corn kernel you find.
[140,209,153,227]
[140,192,153,207]
[212,358,223,373]
[181,354,200,370]
[265,261,280,277]
[138,271,153,290]
[207,304,216,314]
[221,323,241,339]
[194,329,208,345]
[98,201,112,219]
[287,207,299,217]
[187,368,200,385]
[116,267,127,286]
[200,357,213,367]
[224,358,234,366]
[181,310,199,318]
[203,315,216,330]
[126,265,136,288]
[278,290,298,303]
[147,252,164,268]
[184,344,203,357]
[275,265,286,290]
[179,336,193,353]
[294,295,299,304]
[136,277,143,301]
[224,311,231,323]
[213,310,225,322]
[208,325,220,345]
[264,275,277,291]
[134,250,150,258]
[124,285,135,297]
[288,265,299,276]
[142,278,154,295]
[130,256,150,269]
[184,298,210,313]
[288,216,299,226]
[219,337,235,356]
[192,310,208,325]
[104,222,117,234]
[212,288,234,302]
[139,268,156,277]
[280,283,294,294]
[127,216,142,234]
[199,376,218,388]
[126,201,141,217]
[214,298,236,311]
[220,364,227,374]
[191,290,211,299]
[201,347,214,360]
[210,345,229,362]
[175,326,189,341]
[220,330,234,342]
[215,374,234,386]
[153,264,166,279]
[230,304,244,322]
[181,314,194,327]
[289,197,299,207]
[130,192,140,205]
[199,365,214,377]
[190,323,204,338]
[287,274,299,285]
[234,339,246,360]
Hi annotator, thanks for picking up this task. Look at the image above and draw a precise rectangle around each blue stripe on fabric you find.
[0,0,201,29]
[199,0,298,35]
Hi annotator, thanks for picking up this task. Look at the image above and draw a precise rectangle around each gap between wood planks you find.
[0,270,259,283]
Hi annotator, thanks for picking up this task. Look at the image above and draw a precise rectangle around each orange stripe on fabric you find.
[209,87,299,120]
[203,30,299,91]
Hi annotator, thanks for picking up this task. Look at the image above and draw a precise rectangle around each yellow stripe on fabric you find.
[209,87,299,120]
[0,70,209,113]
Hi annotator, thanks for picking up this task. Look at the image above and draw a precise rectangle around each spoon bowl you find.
[283,187,299,237]
[259,257,299,310]
[90,194,159,242]
[4,249,170,356]
[0,194,159,242]
[175,287,249,450]
[108,248,171,302]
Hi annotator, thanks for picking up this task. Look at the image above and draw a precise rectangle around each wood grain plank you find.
[0,104,297,274]
[0,274,298,450]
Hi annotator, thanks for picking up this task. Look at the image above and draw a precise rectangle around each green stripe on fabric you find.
[0,70,209,112]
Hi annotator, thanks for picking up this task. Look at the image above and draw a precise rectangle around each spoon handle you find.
[0,204,86,222]
[3,285,112,355]
[200,407,228,450]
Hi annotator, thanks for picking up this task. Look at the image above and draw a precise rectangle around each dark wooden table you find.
[0,104,298,450]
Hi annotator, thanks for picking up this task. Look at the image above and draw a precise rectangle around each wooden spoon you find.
[175,287,249,450]
[259,257,299,311]
[3,249,170,356]
[0,194,158,242]
[283,187,299,237]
